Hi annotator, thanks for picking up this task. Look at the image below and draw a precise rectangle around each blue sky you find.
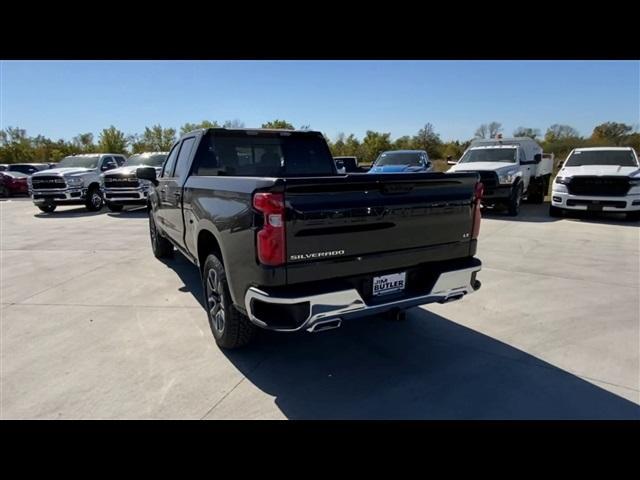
[1,60,638,142]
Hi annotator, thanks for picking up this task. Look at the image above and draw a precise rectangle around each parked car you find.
[550,147,640,221]
[447,137,553,216]
[0,171,29,197]
[28,153,127,213]
[334,156,367,173]
[7,163,51,175]
[138,128,483,349]
[368,150,433,173]
[101,151,168,212]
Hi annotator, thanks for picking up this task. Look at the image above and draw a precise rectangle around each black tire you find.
[202,253,255,349]
[527,177,545,204]
[626,211,640,222]
[0,186,10,198]
[549,205,562,217]
[149,212,174,258]
[38,203,57,213]
[507,183,523,216]
[85,186,104,211]
[107,203,124,212]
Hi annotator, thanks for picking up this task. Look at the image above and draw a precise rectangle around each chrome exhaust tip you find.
[307,318,342,333]
[439,293,464,304]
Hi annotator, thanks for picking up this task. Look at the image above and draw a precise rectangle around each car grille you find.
[475,171,498,189]
[31,176,66,190]
[567,176,630,197]
[104,175,139,189]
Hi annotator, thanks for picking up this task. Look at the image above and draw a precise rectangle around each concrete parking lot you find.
[1,197,639,419]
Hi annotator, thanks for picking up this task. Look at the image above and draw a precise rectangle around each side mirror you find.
[335,160,344,170]
[137,166,158,186]
[101,162,116,171]
[533,153,542,164]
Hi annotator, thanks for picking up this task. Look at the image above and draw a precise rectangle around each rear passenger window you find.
[174,137,196,180]
[162,144,179,177]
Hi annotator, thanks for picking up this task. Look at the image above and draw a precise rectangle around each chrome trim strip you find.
[244,265,481,332]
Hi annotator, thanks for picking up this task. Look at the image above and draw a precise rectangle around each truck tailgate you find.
[282,172,479,282]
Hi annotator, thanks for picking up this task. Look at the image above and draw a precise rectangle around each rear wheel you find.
[149,212,174,258]
[507,183,523,216]
[549,205,562,217]
[0,186,9,197]
[107,203,124,212]
[527,177,546,204]
[202,253,255,349]
[85,186,103,211]
[38,203,57,213]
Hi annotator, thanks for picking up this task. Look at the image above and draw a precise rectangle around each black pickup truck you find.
[138,128,483,349]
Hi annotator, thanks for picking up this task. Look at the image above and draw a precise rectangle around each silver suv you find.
[29,153,126,213]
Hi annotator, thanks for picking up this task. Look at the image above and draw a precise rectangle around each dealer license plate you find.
[372,272,407,296]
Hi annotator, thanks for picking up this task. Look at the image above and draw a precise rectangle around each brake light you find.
[253,192,286,266]
[472,182,483,240]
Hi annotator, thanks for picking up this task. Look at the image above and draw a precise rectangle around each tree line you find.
[1,119,638,165]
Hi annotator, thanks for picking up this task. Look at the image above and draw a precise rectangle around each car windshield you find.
[57,156,100,169]
[459,148,517,164]
[565,150,638,167]
[124,154,167,167]
[375,152,422,166]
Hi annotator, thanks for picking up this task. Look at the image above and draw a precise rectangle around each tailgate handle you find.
[381,183,414,194]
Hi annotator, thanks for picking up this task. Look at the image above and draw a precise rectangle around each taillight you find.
[253,192,286,266]
[472,182,483,240]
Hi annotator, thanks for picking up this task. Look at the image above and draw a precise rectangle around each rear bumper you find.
[244,260,481,332]
[551,191,640,212]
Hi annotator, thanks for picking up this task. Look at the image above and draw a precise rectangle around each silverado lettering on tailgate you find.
[289,250,346,261]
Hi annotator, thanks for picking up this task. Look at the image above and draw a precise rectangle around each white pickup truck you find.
[550,147,640,221]
[447,137,553,216]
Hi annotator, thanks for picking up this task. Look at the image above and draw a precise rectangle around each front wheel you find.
[107,203,124,212]
[38,203,57,213]
[202,253,255,349]
[507,184,523,216]
[0,186,10,197]
[549,205,563,217]
[149,212,173,258]
[85,187,104,211]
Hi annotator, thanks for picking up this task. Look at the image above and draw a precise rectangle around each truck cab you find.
[447,137,552,215]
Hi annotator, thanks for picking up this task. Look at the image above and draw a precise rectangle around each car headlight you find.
[498,170,519,185]
[66,177,83,186]
[629,178,640,186]
[555,176,571,185]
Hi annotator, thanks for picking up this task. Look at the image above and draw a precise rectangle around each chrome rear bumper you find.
[244,264,481,332]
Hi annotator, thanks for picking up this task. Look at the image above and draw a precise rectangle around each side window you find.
[174,137,197,180]
[101,156,117,171]
[161,144,180,177]
[115,156,126,166]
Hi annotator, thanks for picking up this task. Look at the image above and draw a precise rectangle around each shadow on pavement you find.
[33,206,107,218]
[484,202,639,227]
[221,310,640,419]
[106,207,148,219]
[160,234,640,419]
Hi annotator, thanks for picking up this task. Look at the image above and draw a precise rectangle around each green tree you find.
[475,122,502,139]
[544,124,580,142]
[361,130,392,164]
[513,127,540,139]
[180,120,220,135]
[591,122,633,145]
[98,126,128,154]
[72,132,96,153]
[0,127,34,163]
[141,125,177,151]
[261,119,295,129]
[413,123,442,158]
[392,135,414,150]
[223,119,245,128]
